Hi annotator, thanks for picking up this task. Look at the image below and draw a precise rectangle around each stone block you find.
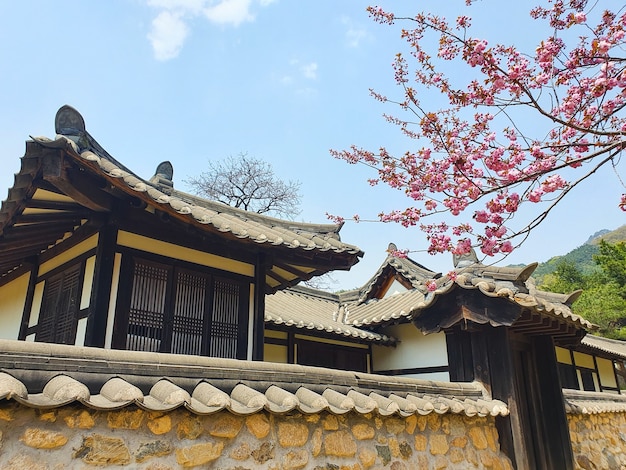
[283,449,309,469]
[107,408,144,430]
[74,434,131,465]
[176,441,224,467]
[429,434,449,456]
[20,428,67,449]
[352,422,375,440]
[207,412,243,438]
[246,413,270,439]
[278,421,309,447]
[147,413,172,435]
[177,414,203,440]
[324,430,357,457]
[135,440,173,462]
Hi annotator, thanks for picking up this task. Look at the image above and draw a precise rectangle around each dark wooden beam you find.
[42,152,112,212]
[84,223,118,348]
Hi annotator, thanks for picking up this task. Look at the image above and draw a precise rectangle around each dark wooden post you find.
[531,335,574,470]
[18,258,39,340]
[84,223,117,347]
[252,252,267,360]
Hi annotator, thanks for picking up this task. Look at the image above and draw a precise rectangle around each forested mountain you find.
[532,225,626,339]
[532,225,626,284]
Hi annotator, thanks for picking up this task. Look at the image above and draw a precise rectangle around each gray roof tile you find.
[563,389,626,414]
[0,339,507,418]
[580,334,626,359]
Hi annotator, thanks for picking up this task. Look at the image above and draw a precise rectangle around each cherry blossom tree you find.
[331,0,626,259]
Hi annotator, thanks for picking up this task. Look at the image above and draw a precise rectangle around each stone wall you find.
[0,401,514,469]
[568,411,626,470]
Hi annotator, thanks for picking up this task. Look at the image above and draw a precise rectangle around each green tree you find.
[594,241,626,298]
[542,242,626,339]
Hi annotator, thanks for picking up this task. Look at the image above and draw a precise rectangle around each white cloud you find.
[203,0,254,26]
[148,11,189,61]
[300,62,318,80]
[341,16,368,48]
[146,0,275,60]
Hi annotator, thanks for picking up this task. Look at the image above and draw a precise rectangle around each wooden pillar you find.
[531,335,574,470]
[84,223,117,348]
[445,327,474,382]
[252,252,267,361]
[18,258,39,340]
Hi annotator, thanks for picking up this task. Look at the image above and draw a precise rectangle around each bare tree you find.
[185,153,302,219]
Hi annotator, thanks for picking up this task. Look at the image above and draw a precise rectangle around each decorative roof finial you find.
[55,105,86,136]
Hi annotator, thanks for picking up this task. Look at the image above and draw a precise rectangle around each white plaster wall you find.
[372,323,449,381]
[0,273,29,339]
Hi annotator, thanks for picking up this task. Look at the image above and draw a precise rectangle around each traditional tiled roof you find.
[265,286,395,344]
[0,339,507,418]
[580,334,626,360]
[563,389,626,414]
[0,106,362,290]
[268,249,594,343]
[348,254,595,333]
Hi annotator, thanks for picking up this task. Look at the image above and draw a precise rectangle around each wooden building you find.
[0,105,363,361]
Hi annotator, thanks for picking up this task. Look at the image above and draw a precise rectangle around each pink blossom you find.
[425,280,438,292]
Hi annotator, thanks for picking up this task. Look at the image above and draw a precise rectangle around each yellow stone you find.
[405,415,417,434]
[414,434,427,452]
[480,449,494,467]
[389,437,400,457]
[107,409,144,429]
[147,414,172,435]
[64,410,95,429]
[449,447,465,464]
[230,442,251,461]
[207,413,243,438]
[352,422,375,440]
[0,408,14,422]
[450,436,468,448]
[74,434,131,465]
[246,413,270,439]
[177,415,203,440]
[385,417,405,434]
[278,421,309,447]
[427,413,441,432]
[38,411,57,423]
[469,426,488,450]
[417,415,428,432]
[20,428,67,449]
[176,441,224,467]
[434,455,449,469]
[323,414,339,431]
[304,414,320,424]
[324,430,357,457]
[283,449,309,470]
[311,428,323,457]
[466,446,479,466]
[429,434,449,456]
[485,425,499,452]
[359,447,377,469]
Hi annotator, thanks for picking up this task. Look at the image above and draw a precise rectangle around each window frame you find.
[34,261,86,345]
[112,249,251,359]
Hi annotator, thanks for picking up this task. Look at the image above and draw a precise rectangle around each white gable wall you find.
[372,322,449,381]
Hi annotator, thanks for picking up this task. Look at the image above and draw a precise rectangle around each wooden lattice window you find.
[117,257,248,358]
[36,264,82,344]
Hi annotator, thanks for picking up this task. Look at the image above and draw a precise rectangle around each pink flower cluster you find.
[332,1,626,258]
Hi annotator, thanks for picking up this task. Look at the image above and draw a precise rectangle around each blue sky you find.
[0,1,623,291]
